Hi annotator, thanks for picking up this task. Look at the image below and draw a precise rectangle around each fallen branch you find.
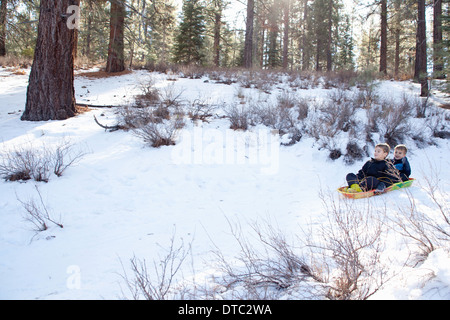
[77,103,117,109]
[93,115,125,132]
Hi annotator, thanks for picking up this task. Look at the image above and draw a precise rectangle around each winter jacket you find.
[356,158,402,187]
[390,157,411,182]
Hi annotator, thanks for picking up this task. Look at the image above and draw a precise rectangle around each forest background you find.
[0,0,448,86]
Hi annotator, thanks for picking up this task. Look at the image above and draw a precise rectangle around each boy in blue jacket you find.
[345,143,401,194]
[391,144,411,182]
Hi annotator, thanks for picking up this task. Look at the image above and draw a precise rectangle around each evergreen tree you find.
[22,0,79,121]
[337,15,355,70]
[106,0,126,73]
[266,0,281,68]
[173,0,206,65]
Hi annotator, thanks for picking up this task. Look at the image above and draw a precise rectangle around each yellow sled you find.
[337,178,415,199]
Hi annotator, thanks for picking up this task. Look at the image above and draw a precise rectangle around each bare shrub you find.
[277,90,298,109]
[237,71,256,89]
[344,141,365,165]
[390,167,450,262]
[353,72,379,109]
[135,77,161,108]
[302,191,392,300]
[133,115,185,148]
[52,140,87,177]
[159,83,184,109]
[425,108,450,139]
[323,71,357,90]
[210,218,322,299]
[0,140,85,182]
[308,99,357,151]
[178,64,205,79]
[187,98,218,123]
[225,104,252,131]
[296,98,309,121]
[117,106,154,129]
[120,234,192,300]
[377,97,414,147]
[253,103,295,135]
[17,185,63,232]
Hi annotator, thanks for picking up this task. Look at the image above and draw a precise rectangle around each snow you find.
[0,67,449,300]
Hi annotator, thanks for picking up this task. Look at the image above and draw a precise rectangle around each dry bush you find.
[390,167,450,263]
[425,108,450,139]
[377,97,414,147]
[133,115,185,148]
[17,185,63,232]
[117,106,154,129]
[322,70,358,90]
[302,191,392,300]
[187,98,218,123]
[0,55,32,68]
[209,218,322,300]
[252,102,296,136]
[343,141,365,165]
[158,83,184,109]
[178,64,205,79]
[225,104,252,131]
[307,98,358,153]
[134,77,161,108]
[120,234,192,300]
[237,70,257,89]
[0,140,86,182]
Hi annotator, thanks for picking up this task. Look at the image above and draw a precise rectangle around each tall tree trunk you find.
[84,0,93,58]
[326,0,333,72]
[415,0,428,97]
[106,0,125,73]
[282,0,290,70]
[244,0,254,68]
[393,0,401,78]
[22,0,79,121]
[433,0,444,78]
[0,0,7,56]
[301,0,309,71]
[394,29,400,77]
[380,0,387,74]
[213,1,222,67]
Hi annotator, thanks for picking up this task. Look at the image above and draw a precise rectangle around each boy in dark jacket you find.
[391,144,411,182]
[345,143,401,194]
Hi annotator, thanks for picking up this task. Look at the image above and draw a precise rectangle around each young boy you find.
[391,144,411,182]
[345,143,401,194]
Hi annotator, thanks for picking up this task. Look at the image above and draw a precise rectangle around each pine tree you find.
[337,15,355,70]
[0,0,7,56]
[380,0,387,74]
[266,0,281,68]
[415,0,428,96]
[22,0,79,121]
[173,0,206,65]
[243,0,254,68]
[106,0,126,72]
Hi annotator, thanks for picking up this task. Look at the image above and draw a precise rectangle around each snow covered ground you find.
[0,67,449,300]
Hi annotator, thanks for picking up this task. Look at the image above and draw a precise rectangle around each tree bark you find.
[21,0,79,121]
[415,0,428,97]
[0,0,7,56]
[213,1,222,67]
[433,0,444,78]
[282,0,290,70]
[106,0,125,73]
[301,0,310,71]
[326,0,333,72]
[380,0,387,74]
[243,0,254,68]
